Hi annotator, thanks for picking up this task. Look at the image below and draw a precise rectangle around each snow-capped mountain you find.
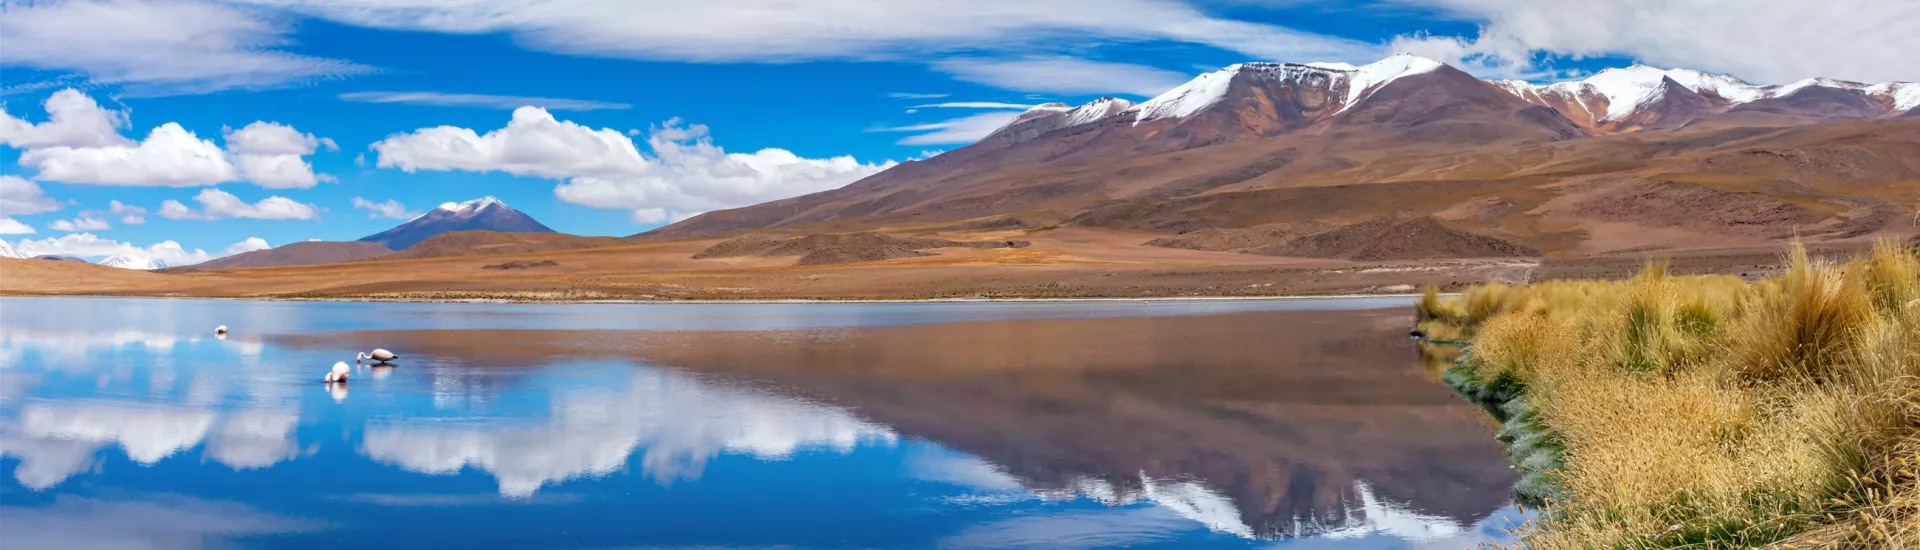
[357,196,556,251]
[0,239,26,260]
[978,97,1136,148]
[973,53,1578,151]
[98,254,164,270]
[1495,65,1919,132]
[979,56,1917,146]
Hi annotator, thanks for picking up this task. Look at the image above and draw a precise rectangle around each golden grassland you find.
[1417,242,1919,549]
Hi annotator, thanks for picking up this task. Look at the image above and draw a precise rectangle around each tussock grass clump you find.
[1424,242,1920,549]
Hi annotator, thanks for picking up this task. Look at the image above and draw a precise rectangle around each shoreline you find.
[0,291,1432,305]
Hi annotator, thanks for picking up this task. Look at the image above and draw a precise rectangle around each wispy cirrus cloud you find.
[1387,0,1920,83]
[0,0,367,95]
[875,111,1026,145]
[338,91,632,111]
[936,57,1194,97]
[910,102,1035,109]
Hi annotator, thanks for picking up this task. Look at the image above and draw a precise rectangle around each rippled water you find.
[0,297,1530,549]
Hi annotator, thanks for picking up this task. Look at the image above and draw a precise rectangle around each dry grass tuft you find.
[1429,241,1919,548]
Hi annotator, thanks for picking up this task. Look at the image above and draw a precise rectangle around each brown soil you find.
[481,260,559,270]
[1256,216,1537,260]
[696,232,1030,266]
[180,241,392,270]
[374,230,623,261]
[1143,221,1335,252]
[1570,180,1817,238]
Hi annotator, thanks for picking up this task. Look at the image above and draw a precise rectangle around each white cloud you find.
[936,57,1196,96]
[0,175,64,216]
[49,215,111,232]
[375,109,893,222]
[0,89,132,148]
[877,111,1027,145]
[243,0,1376,66]
[0,218,35,234]
[911,102,1036,109]
[19,122,237,186]
[158,189,318,221]
[338,91,631,111]
[551,119,895,221]
[351,197,418,220]
[1390,0,1920,84]
[372,106,651,178]
[223,121,336,189]
[0,0,366,95]
[109,200,146,224]
[10,232,270,266]
[7,89,336,188]
[889,92,950,99]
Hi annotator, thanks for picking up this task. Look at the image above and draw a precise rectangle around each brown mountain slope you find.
[184,241,392,270]
[373,230,625,261]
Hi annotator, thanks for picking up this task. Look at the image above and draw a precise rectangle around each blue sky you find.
[1,0,1913,264]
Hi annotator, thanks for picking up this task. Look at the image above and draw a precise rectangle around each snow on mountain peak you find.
[1129,64,1245,122]
[0,239,24,260]
[437,196,506,213]
[98,254,163,270]
[1336,54,1443,112]
[1066,97,1135,125]
[1127,55,1445,123]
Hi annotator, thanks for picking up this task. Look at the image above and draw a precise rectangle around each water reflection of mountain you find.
[294,308,1517,539]
[358,367,895,496]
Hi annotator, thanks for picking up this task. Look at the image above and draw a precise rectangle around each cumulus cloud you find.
[243,0,1375,66]
[553,120,895,221]
[1389,0,1920,83]
[351,197,419,220]
[338,91,631,111]
[0,218,35,234]
[0,176,63,216]
[6,89,336,188]
[49,215,111,232]
[0,89,131,148]
[10,232,270,265]
[223,121,337,189]
[374,109,893,222]
[158,189,319,221]
[18,122,237,186]
[0,0,366,95]
[108,200,146,224]
[876,111,1027,145]
[373,107,651,178]
[937,57,1195,96]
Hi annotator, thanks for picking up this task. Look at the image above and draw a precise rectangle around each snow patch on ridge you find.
[1869,82,1920,112]
[1337,54,1443,112]
[1129,66,1242,122]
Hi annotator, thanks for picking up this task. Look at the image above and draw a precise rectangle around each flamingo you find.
[357,349,399,365]
[325,361,350,383]
[214,325,228,335]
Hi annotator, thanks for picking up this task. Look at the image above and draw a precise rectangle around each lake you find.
[0,296,1528,549]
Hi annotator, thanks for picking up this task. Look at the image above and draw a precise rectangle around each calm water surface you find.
[0,297,1529,549]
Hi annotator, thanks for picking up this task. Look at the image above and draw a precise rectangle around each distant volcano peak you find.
[360,196,554,250]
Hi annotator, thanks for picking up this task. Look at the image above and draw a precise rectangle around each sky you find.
[1,0,1915,265]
